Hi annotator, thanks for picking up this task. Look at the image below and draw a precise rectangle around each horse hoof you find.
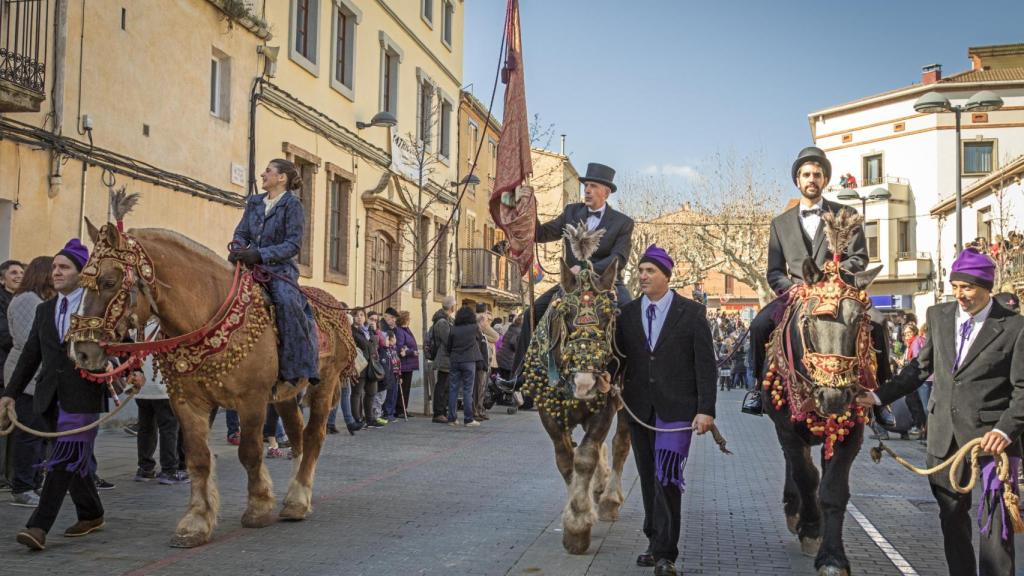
[786,514,800,535]
[800,536,821,557]
[597,499,622,522]
[279,504,309,522]
[818,567,849,576]
[562,530,591,555]
[241,510,276,528]
[169,533,208,548]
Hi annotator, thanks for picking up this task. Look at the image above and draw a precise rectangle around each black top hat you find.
[579,163,617,193]
[791,146,832,184]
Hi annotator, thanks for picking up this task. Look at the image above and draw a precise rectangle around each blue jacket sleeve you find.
[258,197,303,264]
[232,199,256,247]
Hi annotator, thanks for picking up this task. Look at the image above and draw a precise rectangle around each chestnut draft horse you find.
[521,224,633,554]
[71,218,356,548]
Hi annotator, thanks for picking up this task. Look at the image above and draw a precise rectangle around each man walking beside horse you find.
[860,249,1024,576]
[615,244,717,576]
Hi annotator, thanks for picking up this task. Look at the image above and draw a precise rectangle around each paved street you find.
[2,388,1022,575]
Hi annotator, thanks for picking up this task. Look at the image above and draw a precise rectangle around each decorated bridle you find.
[551,265,620,387]
[68,223,158,347]
[795,259,877,393]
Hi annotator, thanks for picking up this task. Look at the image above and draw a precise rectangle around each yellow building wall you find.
[531,148,578,296]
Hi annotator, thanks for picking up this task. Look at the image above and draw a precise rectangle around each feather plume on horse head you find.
[822,210,863,263]
[562,223,605,262]
[109,187,140,232]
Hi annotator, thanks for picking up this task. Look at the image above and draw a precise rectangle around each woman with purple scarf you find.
[0,239,138,552]
[614,244,717,576]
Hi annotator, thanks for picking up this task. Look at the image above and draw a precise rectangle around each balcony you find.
[895,252,932,280]
[458,248,522,303]
[0,0,48,113]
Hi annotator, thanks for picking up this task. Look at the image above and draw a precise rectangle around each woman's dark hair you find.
[454,305,477,326]
[15,256,54,300]
[398,310,411,326]
[269,158,303,191]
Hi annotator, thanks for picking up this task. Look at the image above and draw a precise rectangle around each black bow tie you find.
[588,210,603,219]
[801,208,822,218]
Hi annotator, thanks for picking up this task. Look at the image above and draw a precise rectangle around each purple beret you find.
[639,244,674,278]
[950,247,995,290]
[56,238,89,271]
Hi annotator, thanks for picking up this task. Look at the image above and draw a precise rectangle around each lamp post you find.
[355,111,398,131]
[913,90,1004,254]
[836,187,892,215]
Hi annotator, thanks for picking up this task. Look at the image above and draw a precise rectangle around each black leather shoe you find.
[654,559,678,576]
[636,548,655,567]
[873,404,897,429]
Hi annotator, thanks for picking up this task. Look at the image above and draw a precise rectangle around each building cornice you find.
[930,154,1024,216]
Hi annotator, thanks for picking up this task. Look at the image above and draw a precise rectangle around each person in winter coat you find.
[447,306,482,427]
[429,297,455,423]
[394,310,419,418]
[496,315,522,380]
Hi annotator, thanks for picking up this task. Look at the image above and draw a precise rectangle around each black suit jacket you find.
[1,298,107,415]
[877,300,1024,458]
[766,199,869,295]
[615,292,717,422]
[537,203,634,283]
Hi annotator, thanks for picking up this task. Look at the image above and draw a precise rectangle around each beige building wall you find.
[0,0,261,262]
[531,148,578,295]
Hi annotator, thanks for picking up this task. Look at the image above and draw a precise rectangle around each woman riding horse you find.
[229,159,319,387]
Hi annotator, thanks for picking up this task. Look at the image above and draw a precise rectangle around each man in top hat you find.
[0,239,139,551]
[745,146,869,413]
[859,248,1024,575]
[512,162,634,378]
[615,244,717,576]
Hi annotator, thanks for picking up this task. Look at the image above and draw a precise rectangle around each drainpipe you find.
[48,0,69,198]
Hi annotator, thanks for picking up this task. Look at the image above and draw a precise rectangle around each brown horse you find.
[72,219,355,548]
[522,246,632,554]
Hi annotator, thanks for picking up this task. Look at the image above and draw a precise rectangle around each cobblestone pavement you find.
[2,388,1022,575]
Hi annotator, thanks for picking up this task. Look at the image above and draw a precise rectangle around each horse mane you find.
[129,228,232,271]
[822,210,864,258]
[562,223,605,262]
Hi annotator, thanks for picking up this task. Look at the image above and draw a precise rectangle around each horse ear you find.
[85,217,101,244]
[598,260,618,291]
[853,265,883,290]
[560,259,577,292]
[802,258,824,285]
[103,223,120,247]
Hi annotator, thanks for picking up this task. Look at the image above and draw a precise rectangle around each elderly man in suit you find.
[744,146,869,413]
[859,249,1024,576]
[512,162,634,380]
[615,245,717,576]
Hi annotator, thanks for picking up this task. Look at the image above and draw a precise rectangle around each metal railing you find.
[458,248,522,295]
[897,251,931,260]
[0,0,48,94]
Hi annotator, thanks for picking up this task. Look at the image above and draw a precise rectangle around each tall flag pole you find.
[490,0,535,279]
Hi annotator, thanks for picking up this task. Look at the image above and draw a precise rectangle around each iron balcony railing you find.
[1,0,48,94]
[459,248,522,296]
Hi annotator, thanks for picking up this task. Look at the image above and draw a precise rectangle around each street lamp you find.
[450,173,481,189]
[913,90,1004,254]
[836,186,892,214]
[355,111,398,130]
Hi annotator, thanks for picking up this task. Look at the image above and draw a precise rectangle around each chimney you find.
[560,134,566,156]
[922,64,942,85]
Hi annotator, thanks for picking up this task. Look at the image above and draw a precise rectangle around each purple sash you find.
[654,416,693,491]
[977,456,1021,541]
[37,405,99,478]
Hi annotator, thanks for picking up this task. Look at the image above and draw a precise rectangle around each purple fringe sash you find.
[654,417,693,492]
[977,456,1021,541]
[37,406,99,478]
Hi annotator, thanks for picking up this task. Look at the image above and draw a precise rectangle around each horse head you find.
[795,257,882,416]
[551,258,619,401]
[70,217,159,371]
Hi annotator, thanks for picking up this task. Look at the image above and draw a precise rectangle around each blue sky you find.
[462,0,1024,197]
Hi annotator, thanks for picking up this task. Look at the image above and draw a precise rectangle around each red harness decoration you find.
[762,262,876,459]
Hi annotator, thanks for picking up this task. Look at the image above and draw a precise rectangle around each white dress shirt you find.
[798,200,824,240]
[640,291,673,351]
[954,297,993,360]
[264,191,288,216]
[54,287,84,343]
[586,206,605,231]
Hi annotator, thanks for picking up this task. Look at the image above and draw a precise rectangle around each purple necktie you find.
[58,297,68,343]
[952,318,974,372]
[646,303,657,351]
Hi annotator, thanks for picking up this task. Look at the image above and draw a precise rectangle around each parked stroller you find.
[487,372,530,414]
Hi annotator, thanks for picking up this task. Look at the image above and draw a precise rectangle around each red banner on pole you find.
[489,0,535,276]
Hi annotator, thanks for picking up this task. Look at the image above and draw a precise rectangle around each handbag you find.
[369,355,386,381]
[353,348,368,375]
